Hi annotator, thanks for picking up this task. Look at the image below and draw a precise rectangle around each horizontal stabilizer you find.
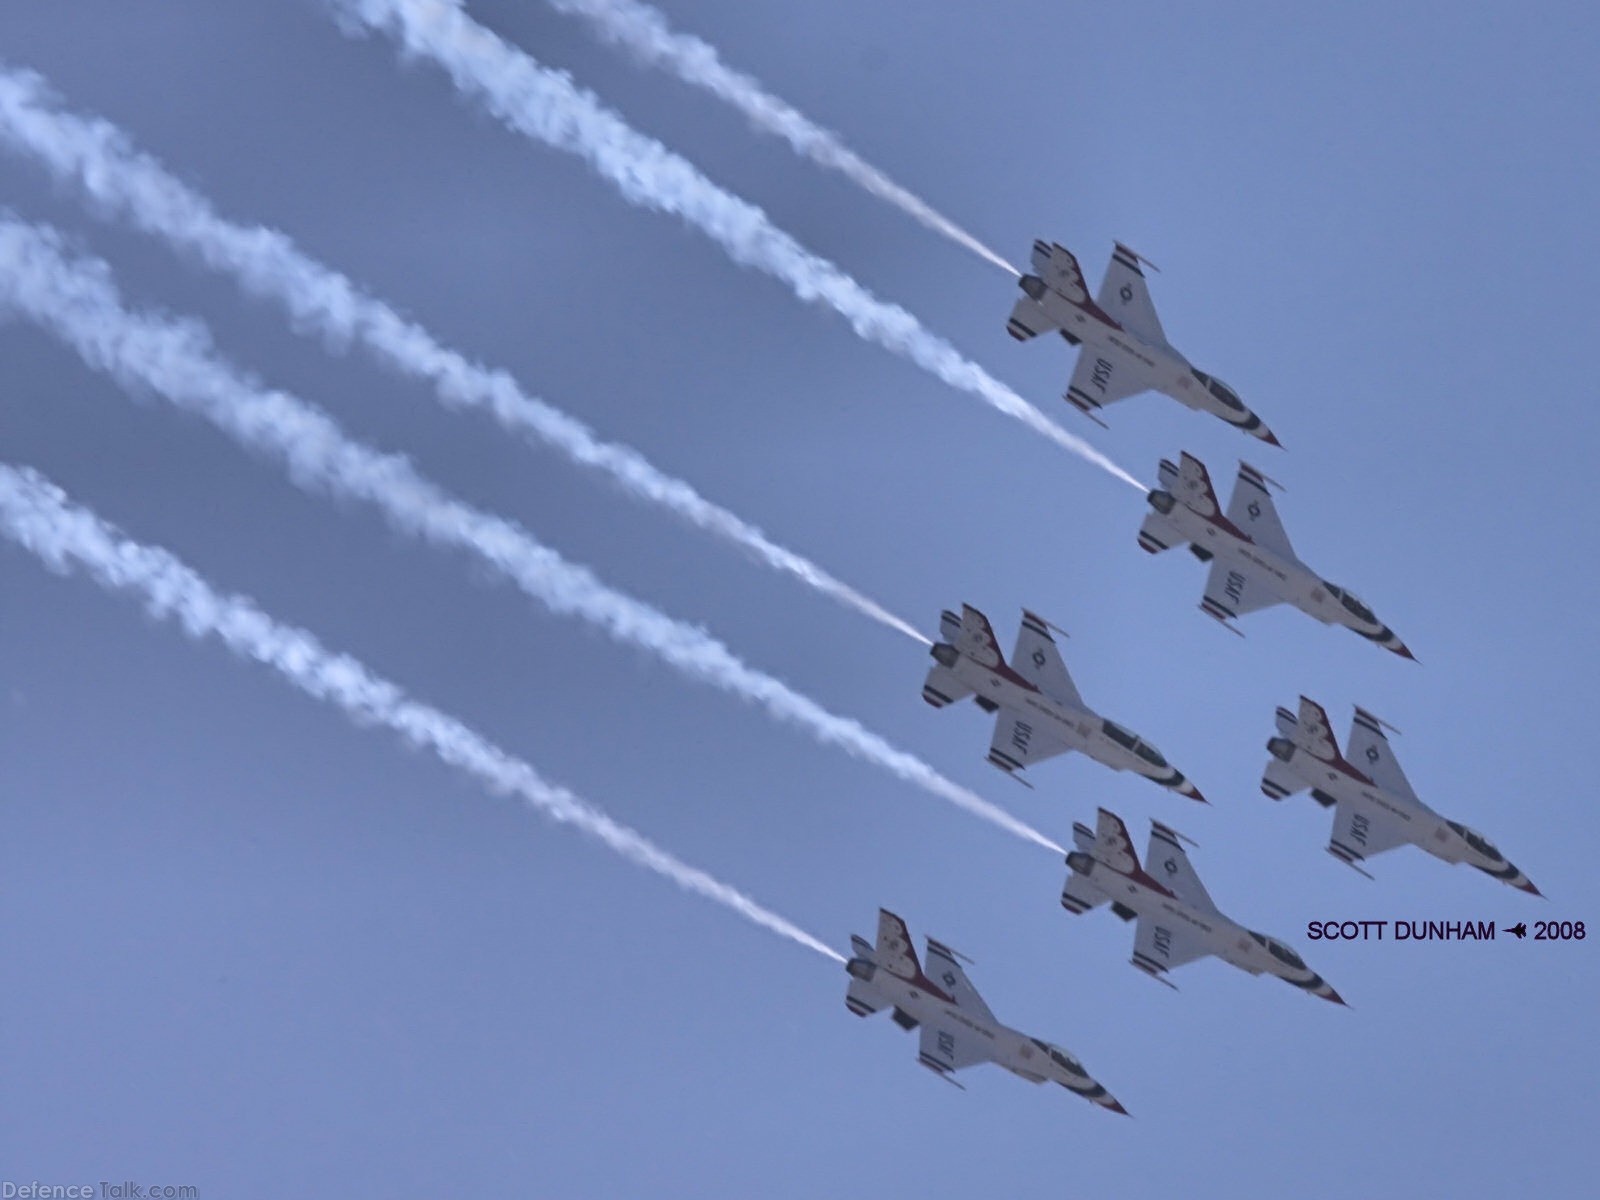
[1261,757,1305,801]
[1007,294,1055,341]
[922,663,973,709]
[1061,867,1107,915]
[1138,510,1185,554]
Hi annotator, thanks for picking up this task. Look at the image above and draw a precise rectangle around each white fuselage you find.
[944,652,1190,793]
[1163,504,1394,640]
[1281,749,1458,860]
[1032,290,1210,414]
[1066,855,1340,1001]
[1271,743,1533,887]
[850,963,1102,1093]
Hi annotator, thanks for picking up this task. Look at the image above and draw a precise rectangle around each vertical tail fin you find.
[1090,808,1142,875]
[1292,697,1348,768]
[873,909,925,982]
[954,604,1007,670]
[848,913,948,1016]
[1174,452,1223,518]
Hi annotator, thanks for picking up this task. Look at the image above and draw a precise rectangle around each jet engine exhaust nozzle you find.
[1019,274,1047,301]
[930,643,959,669]
[1147,489,1176,515]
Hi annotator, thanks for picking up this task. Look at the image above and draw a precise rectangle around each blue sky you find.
[2,2,1596,1195]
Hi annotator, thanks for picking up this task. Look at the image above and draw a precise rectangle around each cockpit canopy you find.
[1030,1038,1085,1077]
[1323,582,1376,624]
[1191,369,1244,411]
[1249,931,1306,969]
[1446,820,1504,861]
[1134,741,1168,767]
[1101,719,1168,767]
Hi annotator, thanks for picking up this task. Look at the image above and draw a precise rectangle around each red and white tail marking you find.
[956,604,1007,670]
[1092,809,1142,875]
[1176,452,1222,518]
[1294,697,1349,768]
[873,910,951,1000]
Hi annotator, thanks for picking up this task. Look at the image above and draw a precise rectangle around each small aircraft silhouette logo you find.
[1507,922,1528,940]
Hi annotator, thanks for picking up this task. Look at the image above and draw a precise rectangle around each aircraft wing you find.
[918,1017,992,1076]
[1065,343,1152,418]
[1009,610,1082,707]
[1345,707,1420,802]
[987,711,1074,777]
[1329,796,1411,867]
[924,938,997,1024]
[1095,243,1167,345]
[1131,913,1210,981]
[1201,559,1284,624]
[1225,463,1296,558]
[1145,822,1219,914]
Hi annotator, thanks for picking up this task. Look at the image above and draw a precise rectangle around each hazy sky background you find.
[2,2,1596,1196]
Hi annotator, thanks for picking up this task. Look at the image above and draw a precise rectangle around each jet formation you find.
[841,237,1535,1109]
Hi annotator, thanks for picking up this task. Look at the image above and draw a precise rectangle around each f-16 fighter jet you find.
[1006,239,1279,444]
[845,909,1127,1112]
[1062,808,1346,1004]
[1263,698,1541,894]
[1137,453,1416,659]
[922,604,1205,802]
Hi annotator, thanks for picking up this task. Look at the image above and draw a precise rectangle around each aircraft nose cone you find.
[1177,779,1209,805]
[1517,877,1544,897]
[1389,641,1417,662]
[1257,426,1282,448]
[1321,985,1349,1007]
[1102,1097,1130,1117]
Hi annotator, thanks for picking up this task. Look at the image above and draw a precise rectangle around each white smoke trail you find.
[0,217,1061,855]
[0,67,926,646]
[541,0,1020,276]
[0,462,843,961]
[332,0,1144,492]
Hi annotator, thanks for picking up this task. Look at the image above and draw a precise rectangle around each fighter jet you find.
[1006,239,1279,444]
[1137,453,1415,659]
[922,604,1204,802]
[845,908,1127,1112]
[1062,808,1346,1004]
[1263,697,1541,894]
